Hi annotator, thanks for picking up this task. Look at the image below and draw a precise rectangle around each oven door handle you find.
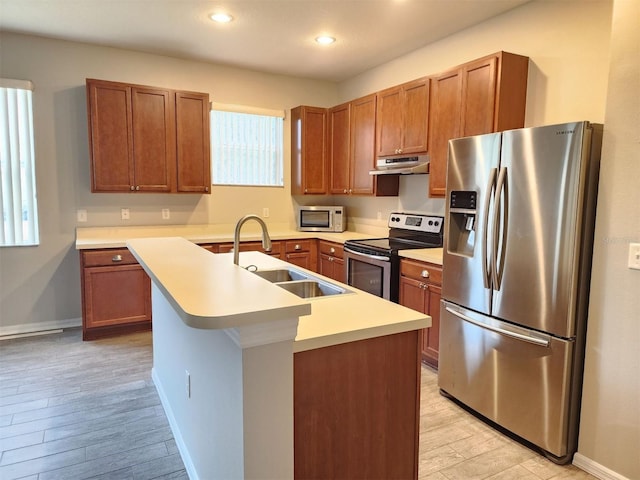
[344,247,391,262]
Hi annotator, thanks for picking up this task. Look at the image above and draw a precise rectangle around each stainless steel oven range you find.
[343,212,444,303]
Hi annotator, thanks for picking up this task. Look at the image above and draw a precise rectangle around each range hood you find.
[369,155,429,175]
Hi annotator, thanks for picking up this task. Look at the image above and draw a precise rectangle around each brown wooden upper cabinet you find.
[330,95,399,197]
[428,52,529,197]
[376,77,430,157]
[86,78,210,194]
[291,105,328,195]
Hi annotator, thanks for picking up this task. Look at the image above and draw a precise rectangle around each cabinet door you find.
[176,91,211,193]
[399,276,428,314]
[428,69,462,197]
[349,94,376,195]
[423,284,442,368]
[401,78,430,154]
[131,87,174,192]
[83,264,151,329]
[461,55,498,137]
[376,86,403,157]
[291,106,327,195]
[87,80,133,192]
[329,103,351,194]
[286,252,311,269]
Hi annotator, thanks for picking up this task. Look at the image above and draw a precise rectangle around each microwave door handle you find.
[344,247,391,262]
[482,168,497,289]
[493,167,509,291]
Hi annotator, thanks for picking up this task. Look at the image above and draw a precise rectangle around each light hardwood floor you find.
[0,328,595,479]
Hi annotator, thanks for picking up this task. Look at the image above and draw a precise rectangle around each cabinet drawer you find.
[318,241,344,258]
[218,241,283,256]
[400,259,442,285]
[285,239,313,253]
[82,248,138,267]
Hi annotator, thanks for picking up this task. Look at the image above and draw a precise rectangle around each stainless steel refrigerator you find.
[439,121,603,464]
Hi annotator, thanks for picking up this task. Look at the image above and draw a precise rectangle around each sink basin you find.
[276,280,347,299]
[252,268,351,299]
[253,268,307,283]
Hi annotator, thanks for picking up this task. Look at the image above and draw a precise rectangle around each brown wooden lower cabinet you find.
[217,240,283,258]
[294,330,421,479]
[80,248,151,340]
[284,239,318,272]
[317,240,345,283]
[399,258,443,368]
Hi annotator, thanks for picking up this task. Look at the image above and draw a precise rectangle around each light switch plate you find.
[628,243,640,270]
[162,208,170,220]
[121,208,130,220]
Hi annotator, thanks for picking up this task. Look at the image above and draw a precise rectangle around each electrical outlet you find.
[263,207,270,218]
[162,208,170,220]
[628,243,640,270]
[186,370,191,398]
[77,209,87,223]
[121,208,130,220]
[377,211,382,220]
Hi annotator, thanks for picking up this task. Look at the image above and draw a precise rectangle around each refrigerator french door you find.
[439,121,602,463]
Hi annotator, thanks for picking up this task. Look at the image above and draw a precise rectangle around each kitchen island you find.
[127,236,430,480]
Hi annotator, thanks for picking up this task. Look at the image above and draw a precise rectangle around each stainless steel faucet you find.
[233,214,272,265]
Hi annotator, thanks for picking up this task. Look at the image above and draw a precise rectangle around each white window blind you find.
[0,79,39,247]
[211,103,284,187]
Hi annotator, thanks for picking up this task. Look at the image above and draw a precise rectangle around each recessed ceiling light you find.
[210,12,233,23]
[315,35,336,45]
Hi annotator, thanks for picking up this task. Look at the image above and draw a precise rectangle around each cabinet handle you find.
[112,255,123,263]
[421,270,430,278]
[329,247,335,254]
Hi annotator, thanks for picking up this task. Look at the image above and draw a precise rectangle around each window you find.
[210,103,284,187]
[0,79,39,247]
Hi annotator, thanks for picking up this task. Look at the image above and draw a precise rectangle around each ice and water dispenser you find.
[447,191,477,256]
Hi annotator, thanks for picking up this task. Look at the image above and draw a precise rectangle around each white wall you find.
[0,33,337,331]
[575,1,640,478]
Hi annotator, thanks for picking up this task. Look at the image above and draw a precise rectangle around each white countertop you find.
[75,223,444,264]
[76,223,376,249]
[127,236,430,352]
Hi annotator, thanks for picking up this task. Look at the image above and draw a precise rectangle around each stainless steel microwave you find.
[297,206,346,232]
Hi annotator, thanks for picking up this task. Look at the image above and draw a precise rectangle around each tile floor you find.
[0,328,596,479]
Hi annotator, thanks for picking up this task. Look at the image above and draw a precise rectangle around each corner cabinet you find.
[428,52,529,197]
[80,248,152,340]
[86,78,210,194]
[399,258,442,368]
[291,105,328,195]
[376,77,430,157]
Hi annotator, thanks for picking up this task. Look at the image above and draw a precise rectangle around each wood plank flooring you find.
[0,328,596,479]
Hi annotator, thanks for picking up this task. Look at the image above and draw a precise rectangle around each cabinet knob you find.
[112,255,123,263]
[421,270,430,278]
[304,188,308,193]
[205,186,209,192]
[343,189,348,194]
[329,247,335,254]
[130,186,135,191]
[294,244,301,250]
[135,186,140,191]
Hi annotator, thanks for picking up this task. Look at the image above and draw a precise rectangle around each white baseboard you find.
[0,318,81,338]
[573,453,631,480]
[152,368,199,480]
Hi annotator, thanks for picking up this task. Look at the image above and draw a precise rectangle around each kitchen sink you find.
[253,268,307,283]
[252,268,351,299]
[276,280,347,298]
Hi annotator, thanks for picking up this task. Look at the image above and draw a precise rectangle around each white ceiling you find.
[0,0,531,82]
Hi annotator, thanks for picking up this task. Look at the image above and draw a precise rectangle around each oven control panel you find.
[388,212,444,233]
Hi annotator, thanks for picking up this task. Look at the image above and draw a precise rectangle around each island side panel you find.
[151,283,244,479]
[293,330,421,479]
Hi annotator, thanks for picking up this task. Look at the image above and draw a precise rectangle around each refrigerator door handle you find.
[492,167,509,291]
[445,306,551,347]
[482,168,498,289]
